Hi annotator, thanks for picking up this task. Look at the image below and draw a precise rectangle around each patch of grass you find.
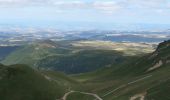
[67,92,96,100]
[0,64,66,100]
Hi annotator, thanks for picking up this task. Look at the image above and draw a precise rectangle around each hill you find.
[145,78,170,100]
[1,40,71,68]
[72,40,170,100]
[2,40,151,74]
[37,49,128,74]
[0,64,79,100]
[0,40,170,100]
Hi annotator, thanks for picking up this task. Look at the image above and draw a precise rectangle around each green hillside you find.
[67,92,96,100]
[2,40,71,68]
[0,64,80,100]
[2,40,132,74]
[0,46,19,61]
[146,77,170,100]
[38,50,128,74]
[1,40,169,100]
[72,40,170,100]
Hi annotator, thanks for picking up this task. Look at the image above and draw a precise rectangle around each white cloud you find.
[93,1,122,14]
[127,0,168,9]
[53,1,89,9]
[0,0,169,14]
[0,0,26,5]
[0,0,45,6]
[0,0,123,14]
[0,0,89,7]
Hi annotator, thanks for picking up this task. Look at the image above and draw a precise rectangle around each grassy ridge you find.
[0,64,79,100]
[1,42,71,68]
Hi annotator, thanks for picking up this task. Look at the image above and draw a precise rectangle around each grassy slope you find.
[145,75,170,100]
[2,45,128,74]
[42,70,83,90]
[2,40,153,74]
[38,50,128,74]
[0,46,19,61]
[67,92,96,100]
[1,40,169,100]
[72,40,170,100]
[99,64,170,100]
[2,42,70,68]
[0,64,80,100]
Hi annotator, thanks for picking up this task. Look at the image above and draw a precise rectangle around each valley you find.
[1,39,155,74]
[0,0,170,99]
[0,30,170,100]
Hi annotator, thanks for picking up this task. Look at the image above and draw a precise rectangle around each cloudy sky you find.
[0,0,170,30]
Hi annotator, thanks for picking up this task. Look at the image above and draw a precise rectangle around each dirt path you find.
[130,93,146,100]
[42,74,102,100]
[61,91,74,100]
[61,75,152,100]
[61,90,103,100]
[74,91,103,100]
[102,75,152,97]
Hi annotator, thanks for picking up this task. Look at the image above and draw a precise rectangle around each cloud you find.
[0,0,46,6]
[127,0,169,9]
[52,1,90,9]
[0,0,89,7]
[0,0,123,14]
[92,0,170,14]
[93,1,122,14]
[0,0,169,14]
[0,0,26,5]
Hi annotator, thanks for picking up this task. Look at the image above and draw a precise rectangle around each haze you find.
[0,0,170,30]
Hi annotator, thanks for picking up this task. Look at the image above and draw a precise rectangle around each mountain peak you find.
[35,39,57,48]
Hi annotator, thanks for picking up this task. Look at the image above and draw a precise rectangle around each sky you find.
[0,0,170,30]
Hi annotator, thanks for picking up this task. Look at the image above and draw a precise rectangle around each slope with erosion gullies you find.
[97,40,170,79]
[0,64,81,100]
[1,40,72,68]
[72,40,170,100]
[76,40,170,80]
[111,40,170,77]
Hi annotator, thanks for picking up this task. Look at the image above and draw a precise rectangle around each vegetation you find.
[146,76,170,100]
[72,40,170,100]
[0,64,79,100]
[67,92,96,100]
[0,40,170,100]
[2,40,146,74]
[38,50,128,74]
[0,46,19,61]
[1,40,71,68]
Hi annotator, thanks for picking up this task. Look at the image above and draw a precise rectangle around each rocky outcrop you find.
[147,60,163,72]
